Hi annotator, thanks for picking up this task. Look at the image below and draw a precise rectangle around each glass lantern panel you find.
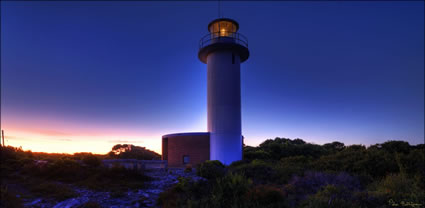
[209,21,237,38]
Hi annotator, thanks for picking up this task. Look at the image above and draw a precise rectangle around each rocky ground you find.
[20,168,204,208]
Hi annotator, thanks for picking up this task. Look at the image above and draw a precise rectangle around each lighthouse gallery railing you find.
[199,32,248,49]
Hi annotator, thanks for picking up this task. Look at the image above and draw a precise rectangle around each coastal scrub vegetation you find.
[1,139,423,208]
[158,138,424,208]
[0,144,154,207]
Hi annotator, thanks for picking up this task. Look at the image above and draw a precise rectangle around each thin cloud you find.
[30,129,73,136]
[108,140,143,144]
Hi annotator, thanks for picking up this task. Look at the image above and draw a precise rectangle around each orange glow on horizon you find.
[1,109,208,155]
[1,128,162,155]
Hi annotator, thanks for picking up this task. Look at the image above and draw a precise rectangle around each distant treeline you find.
[243,138,424,181]
[0,143,161,161]
[106,144,161,160]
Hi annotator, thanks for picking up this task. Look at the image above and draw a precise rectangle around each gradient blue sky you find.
[1,1,424,154]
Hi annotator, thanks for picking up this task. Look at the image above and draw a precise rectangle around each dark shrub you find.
[244,150,271,161]
[158,173,252,208]
[313,147,398,178]
[381,141,411,154]
[21,161,45,177]
[108,144,161,160]
[258,138,326,160]
[346,144,366,151]
[46,158,85,182]
[30,182,78,201]
[323,142,345,153]
[396,149,424,179]
[357,149,399,178]
[246,185,288,208]
[229,159,250,168]
[81,154,101,167]
[301,185,357,208]
[1,146,35,173]
[0,185,23,208]
[80,166,151,191]
[208,173,252,207]
[197,160,226,180]
[351,191,387,208]
[369,173,425,205]
[157,177,210,208]
[275,156,313,184]
[284,171,361,207]
[230,159,276,184]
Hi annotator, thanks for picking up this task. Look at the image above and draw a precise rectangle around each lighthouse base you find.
[210,133,243,165]
[162,132,244,167]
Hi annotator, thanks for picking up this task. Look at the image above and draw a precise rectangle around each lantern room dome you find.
[207,18,239,33]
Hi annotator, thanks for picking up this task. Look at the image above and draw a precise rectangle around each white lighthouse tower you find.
[198,18,249,165]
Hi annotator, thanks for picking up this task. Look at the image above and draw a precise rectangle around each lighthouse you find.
[198,18,249,165]
[161,18,249,167]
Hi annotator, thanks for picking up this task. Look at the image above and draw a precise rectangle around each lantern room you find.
[198,18,249,64]
[208,18,239,38]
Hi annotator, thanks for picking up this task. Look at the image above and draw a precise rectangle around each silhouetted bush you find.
[228,159,250,168]
[157,177,211,208]
[381,140,411,154]
[300,185,357,208]
[79,166,151,191]
[244,149,271,161]
[196,160,226,180]
[246,185,288,208]
[283,171,361,207]
[45,158,86,182]
[274,156,313,184]
[158,173,290,208]
[257,138,326,160]
[230,159,276,184]
[0,185,23,208]
[323,141,345,153]
[369,173,425,206]
[30,182,78,201]
[313,147,398,178]
[107,144,161,160]
[396,149,424,179]
[75,153,101,167]
[208,173,253,207]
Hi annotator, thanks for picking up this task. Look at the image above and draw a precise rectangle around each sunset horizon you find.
[2,128,424,155]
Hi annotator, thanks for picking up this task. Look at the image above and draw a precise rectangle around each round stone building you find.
[162,18,249,167]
